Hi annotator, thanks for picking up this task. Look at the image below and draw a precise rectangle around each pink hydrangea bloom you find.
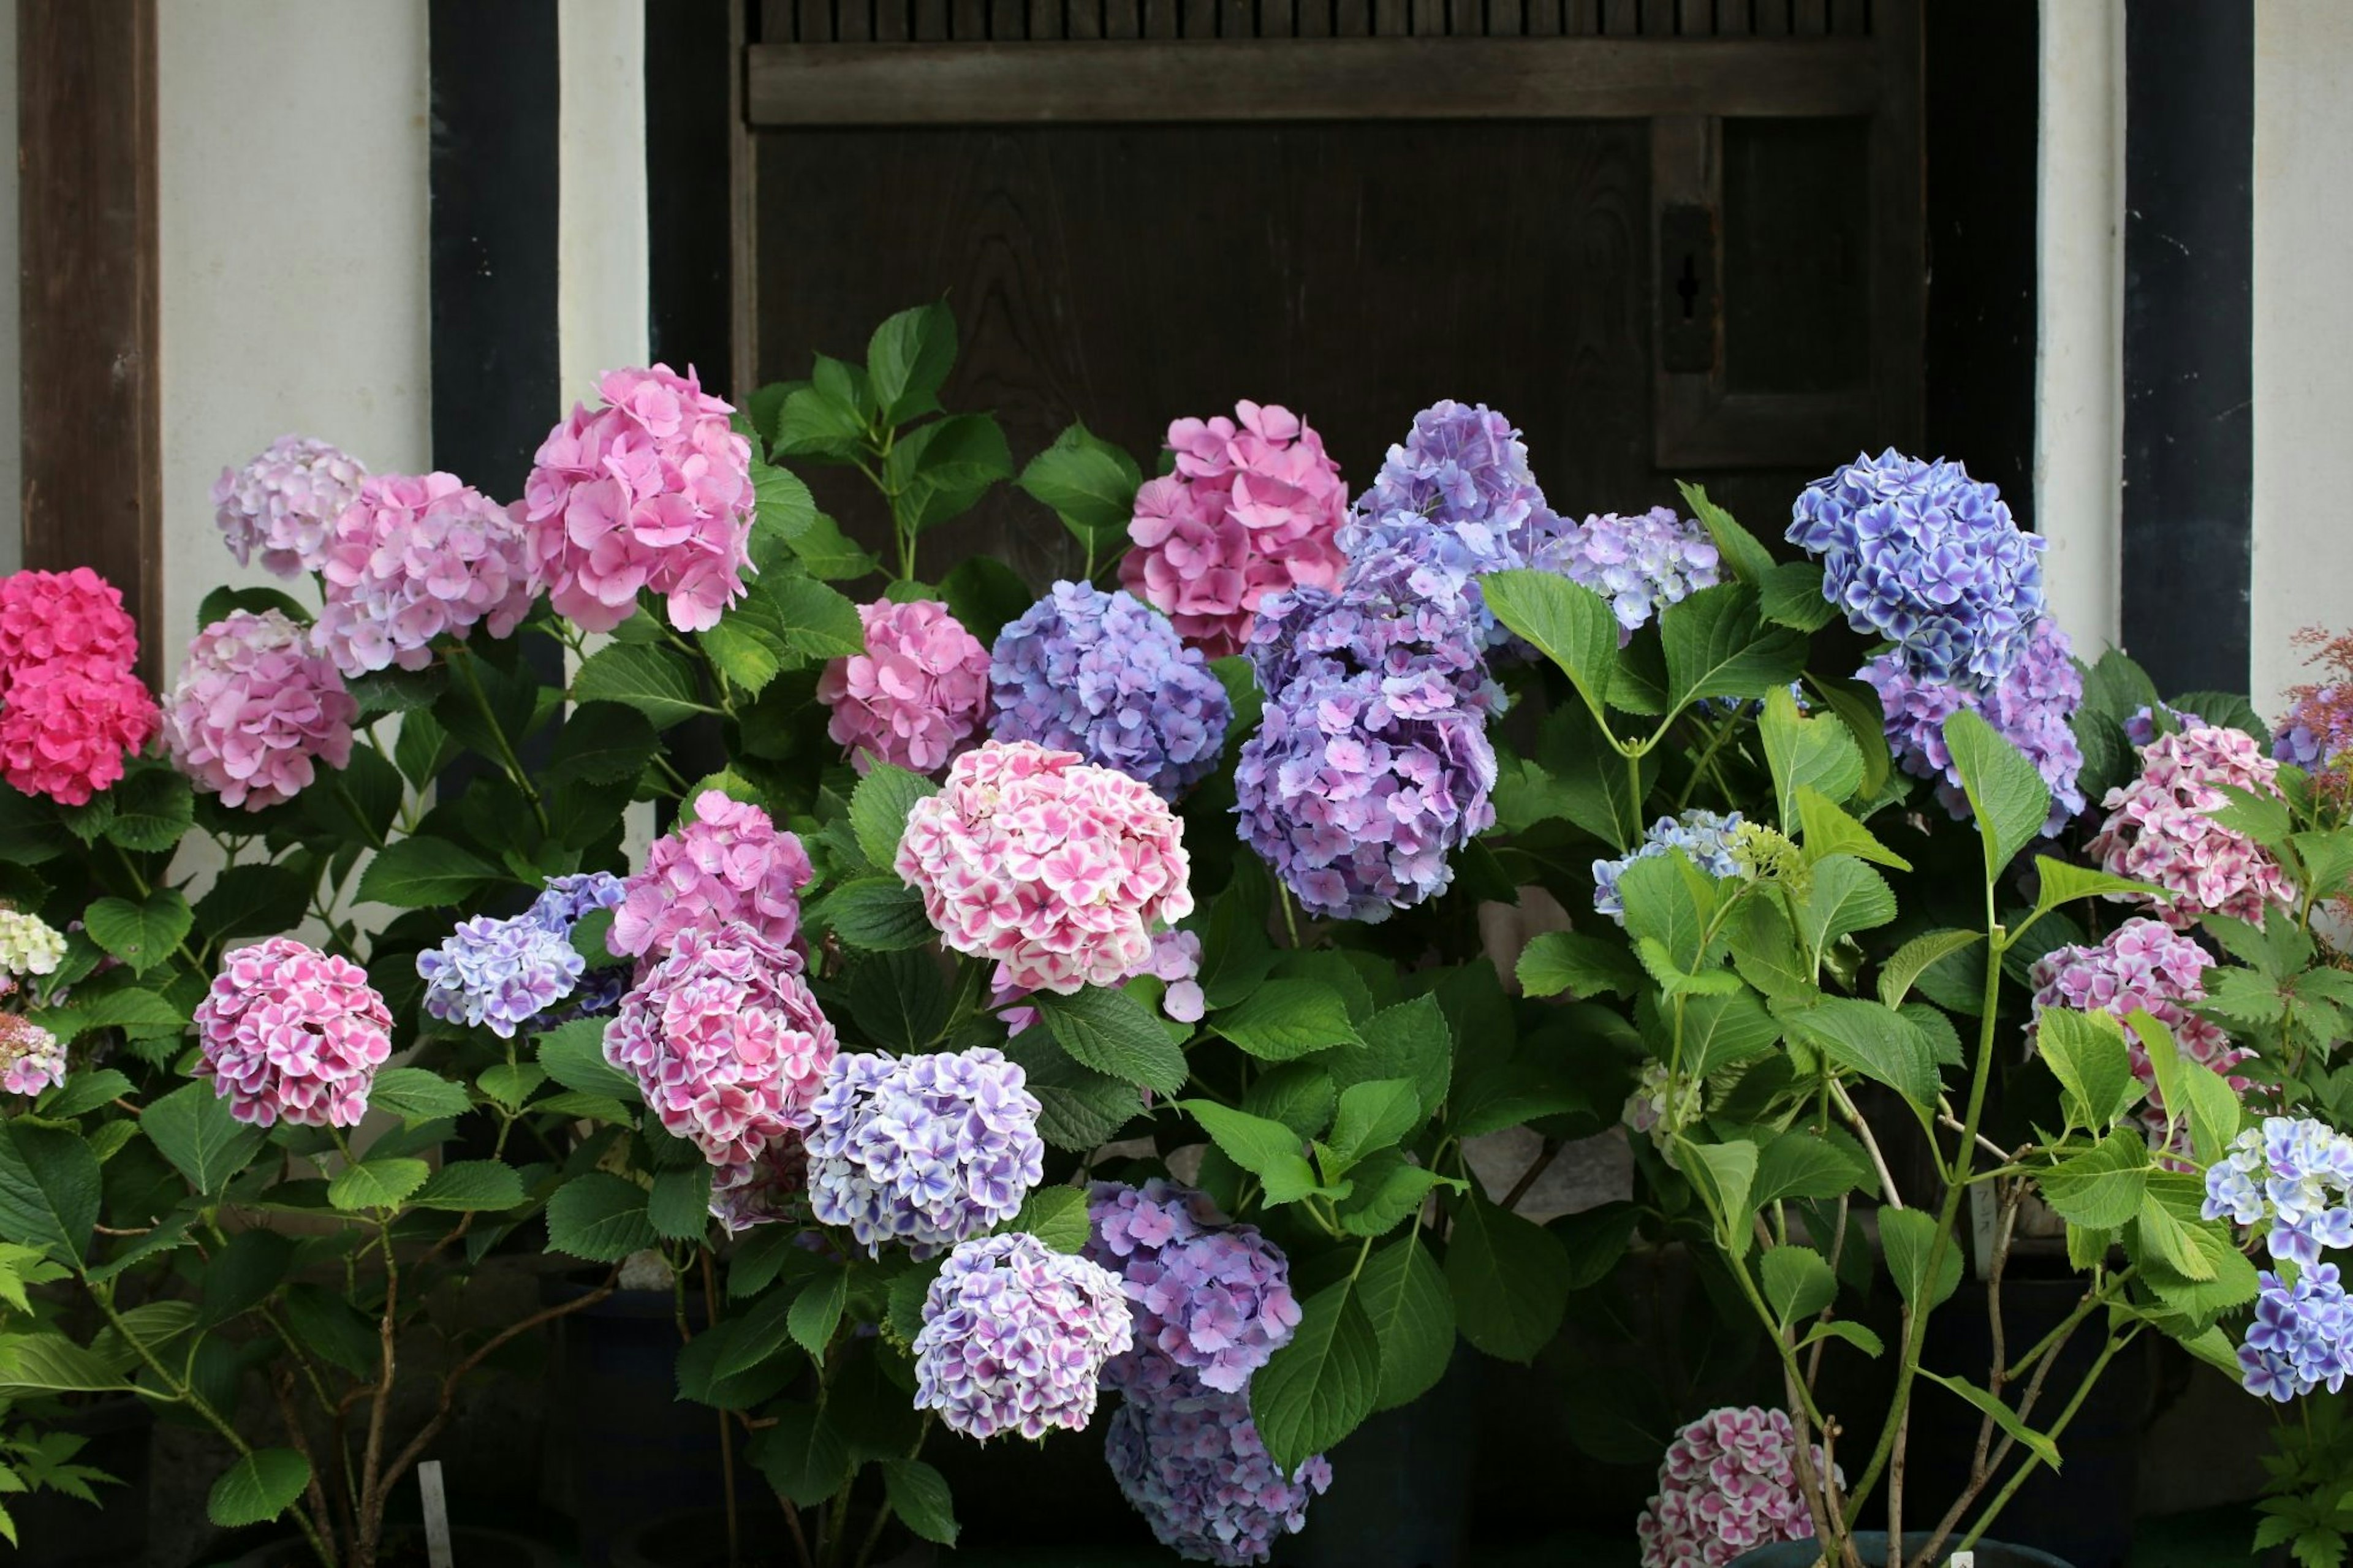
[2087,725,2297,929]
[523,365,755,634]
[896,741,1194,994]
[602,925,836,1227]
[996,928,1203,1036]
[0,568,140,698]
[610,790,816,962]
[212,435,368,577]
[0,1015,65,1098]
[1636,1406,1830,1568]
[2029,917,2253,1143]
[817,599,990,776]
[1122,402,1348,660]
[163,610,358,810]
[192,938,393,1128]
[313,472,538,677]
[0,661,160,806]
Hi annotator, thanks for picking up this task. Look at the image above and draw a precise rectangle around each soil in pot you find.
[0,1393,155,1568]
[608,1507,931,1568]
[212,1524,564,1568]
[1732,1532,2071,1568]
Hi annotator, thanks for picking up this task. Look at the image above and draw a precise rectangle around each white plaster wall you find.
[559,0,650,403]
[2252,0,2353,714]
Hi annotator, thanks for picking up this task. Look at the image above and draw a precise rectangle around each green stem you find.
[1958,1331,2132,1551]
[449,648,551,836]
[851,1415,936,1568]
[1673,716,1741,812]
[1278,885,1302,950]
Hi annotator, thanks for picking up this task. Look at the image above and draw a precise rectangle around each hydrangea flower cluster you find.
[1863,615,2085,837]
[162,610,358,810]
[2126,702,2205,749]
[0,660,160,807]
[1246,548,1501,718]
[2276,684,2353,788]
[805,1048,1045,1258]
[1234,667,1496,922]
[528,871,628,1018]
[1593,811,1746,922]
[1787,449,2045,686]
[1635,1406,1830,1568]
[602,925,836,1228]
[2087,725,2296,929]
[911,1232,1132,1441]
[818,599,990,776]
[610,790,815,962]
[192,938,393,1128]
[1121,401,1350,659]
[523,364,756,634]
[0,569,141,696]
[2204,1118,2353,1267]
[2241,1266,2353,1401]
[1105,1384,1333,1566]
[0,1016,65,1099]
[988,583,1232,800]
[896,741,1193,994]
[1623,1061,1704,1165]
[998,929,1205,1036]
[1085,1180,1302,1397]
[1533,506,1721,638]
[417,912,585,1039]
[212,435,367,577]
[312,472,538,677]
[0,909,66,983]
[2029,918,2249,1141]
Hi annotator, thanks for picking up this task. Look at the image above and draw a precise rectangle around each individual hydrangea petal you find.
[989,583,1233,800]
[0,1015,65,1099]
[0,661,160,806]
[1635,1406,1832,1568]
[1084,1179,1302,1397]
[911,1231,1132,1441]
[1105,1379,1333,1566]
[312,472,539,678]
[897,741,1194,995]
[1531,506,1721,638]
[609,790,815,963]
[417,912,585,1039]
[1593,811,1745,923]
[1862,615,2085,837]
[212,436,367,577]
[2086,725,2296,930]
[1246,548,1503,718]
[162,610,358,811]
[0,910,67,980]
[1787,449,2044,686]
[806,1048,1045,1259]
[819,599,991,776]
[2239,1264,2353,1401]
[2203,1118,2353,1268]
[523,364,756,634]
[193,938,393,1128]
[0,568,142,698]
[1121,401,1349,660]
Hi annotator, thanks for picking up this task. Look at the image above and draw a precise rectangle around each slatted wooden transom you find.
[762,0,1875,45]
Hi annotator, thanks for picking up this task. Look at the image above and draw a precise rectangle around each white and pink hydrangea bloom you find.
[212,435,367,577]
[817,598,990,776]
[163,610,358,811]
[0,1016,65,1099]
[1636,1406,1829,1568]
[312,472,539,678]
[523,365,756,635]
[912,1231,1133,1441]
[192,938,393,1128]
[609,789,816,962]
[2087,724,2297,930]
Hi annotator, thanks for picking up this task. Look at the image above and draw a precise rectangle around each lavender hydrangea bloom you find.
[1246,548,1502,718]
[2205,1118,2353,1267]
[2127,703,2207,749]
[1862,615,2085,836]
[911,1232,1132,1441]
[2274,688,2353,773]
[2241,1265,2353,1401]
[1105,1381,1334,1567]
[1593,811,1745,923]
[1085,1180,1303,1397]
[805,1048,1045,1259]
[1787,449,2045,686]
[1233,667,1497,922]
[1533,506,1721,638]
[529,869,628,1018]
[416,913,583,1039]
[989,582,1232,800]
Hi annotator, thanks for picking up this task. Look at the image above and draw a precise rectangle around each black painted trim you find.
[2120,0,2254,697]
[645,0,737,396]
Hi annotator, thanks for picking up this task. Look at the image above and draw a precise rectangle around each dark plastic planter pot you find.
[1733,1534,2071,1568]
[0,1393,154,1567]
[219,1525,563,1568]
[609,1507,932,1568]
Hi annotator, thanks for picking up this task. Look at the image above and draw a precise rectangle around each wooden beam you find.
[19,0,161,683]
[746,36,1879,123]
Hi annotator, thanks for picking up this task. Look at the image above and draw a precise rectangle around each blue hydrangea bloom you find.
[1787,449,2045,686]
[2241,1265,2353,1401]
[2126,702,2206,749]
[1533,506,1721,638]
[530,869,627,1019]
[2205,1117,2353,1267]
[1593,811,1745,923]
[417,913,584,1039]
[1246,547,1502,718]
[805,1047,1045,1259]
[1862,615,2085,838]
[989,581,1232,800]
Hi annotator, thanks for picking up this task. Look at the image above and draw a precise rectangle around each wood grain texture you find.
[19,0,162,680]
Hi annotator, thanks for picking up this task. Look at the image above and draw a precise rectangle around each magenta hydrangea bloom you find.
[603,923,837,1229]
[1085,1179,1302,1397]
[1862,615,2085,836]
[609,790,816,963]
[1635,1406,1830,1568]
[1121,402,1349,660]
[2087,725,2297,929]
[192,938,393,1129]
[0,568,141,699]
[212,435,367,577]
[1533,506,1721,638]
[162,610,358,811]
[313,472,538,677]
[2029,917,2250,1142]
[912,1231,1133,1441]
[897,741,1194,994]
[1105,1382,1333,1567]
[0,661,160,807]
[805,1048,1045,1259]
[818,599,990,776]
[0,1015,65,1099]
[523,364,755,634]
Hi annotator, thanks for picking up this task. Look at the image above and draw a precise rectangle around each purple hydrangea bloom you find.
[2241,1265,2353,1401]
[911,1232,1132,1441]
[1593,811,1745,923]
[2126,702,2206,749]
[2205,1118,2353,1267]
[1085,1179,1303,1397]
[1787,449,2045,686]
[1105,1380,1335,1567]
[1862,615,2085,836]
[1246,547,1502,718]
[1233,667,1497,922]
[1532,506,1721,639]
[989,581,1233,800]
[805,1048,1045,1259]
[2275,687,2353,773]
[416,912,583,1039]
[527,870,628,1018]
